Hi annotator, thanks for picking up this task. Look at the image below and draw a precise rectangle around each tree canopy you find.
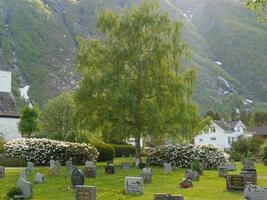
[75,1,203,159]
[246,0,267,19]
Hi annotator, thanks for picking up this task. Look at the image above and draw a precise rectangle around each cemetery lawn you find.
[1,158,267,200]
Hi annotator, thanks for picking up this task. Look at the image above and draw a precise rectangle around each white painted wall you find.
[0,70,12,93]
[0,117,21,141]
[194,121,248,149]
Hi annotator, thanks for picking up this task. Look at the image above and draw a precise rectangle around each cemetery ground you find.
[0,158,267,200]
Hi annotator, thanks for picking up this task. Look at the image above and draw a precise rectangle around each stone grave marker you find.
[27,162,34,173]
[16,178,33,199]
[122,162,130,170]
[85,161,95,168]
[20,169,28,180]
[180,178,193,189]
[241,169,257,185]
[35,172,44,184]
[244,184,267,200]
[84,167,96,178]
[0,166,5,178]
[164,163,172,173]
[185,169,199,181]
[135,158,141,167]
[242,160,255,169]
[154,193,184,200]
[49,159,56,169]
[140,168,152,184]
[225,162,236,171]
[218,166,228,177]
[66,160,73,171]
[71,168,85,188]
[125,177,144,195]
[75,185,96,200]
[50,159,60,176]
[263,159,267,166]
[226,175,245,191]
[201,162,208,170]
[105,162,115,174]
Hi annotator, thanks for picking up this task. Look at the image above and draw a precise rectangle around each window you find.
[199,138,203,142]
[237,126,240,132]
[211,126,216,133]
[211,137,216,141]
[228,137,235,144]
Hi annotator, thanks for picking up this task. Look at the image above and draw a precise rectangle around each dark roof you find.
[0,92,19,118]
[249,126,267,136]
[213,120,240,131]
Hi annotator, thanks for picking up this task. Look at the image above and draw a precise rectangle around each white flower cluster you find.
[4,138,99,165]
[147,144,229,169]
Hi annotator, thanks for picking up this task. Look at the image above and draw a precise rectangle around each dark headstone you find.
[241,169,257,185]
[0,166,5,178]
[180,178,193,189]
[75,185,96,200]
[105,162,115,174]
[71,168,85,188]
[226,175,245,191]
[84,167,96,178]
[154,193,184,200]
[242,160,255,169]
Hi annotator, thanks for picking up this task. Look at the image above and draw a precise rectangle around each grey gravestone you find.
[225,162,236,171]
[84,167,96,178]
[242,160,255,169]
[105,162,115,174]
[140,168,152,184]
[201,162,208,170]
[244,184,267,200]
[66,160,73,171]
[20,169,28,180]
[154,193,184,200]
[50,160,60,176]
[241,169,257,185]
[226,175,245,191]
[49,160,56,168]
[135,159,141,167]
[218,166,228,177]
[164,163,172,173]
[16,178,32,199]
[122,162,130,170]
[26,162,34,173]
[180,178,193,189]
[35,172,44,184]
[0,166,5,178]
[75,185,96,200]
[85,161,95,168]
[71,168,85,188]
[185,169,199,181]
[125,177,144,195]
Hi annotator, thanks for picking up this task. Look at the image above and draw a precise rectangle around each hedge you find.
[113,144,135,157]
[91,142,115,161]
[147,144,229,169]
[5,138,99,165]
[0,157,27,167]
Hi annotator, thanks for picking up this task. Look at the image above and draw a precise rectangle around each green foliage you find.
[18,106,40,137]
[204,110,221,120]
[0,136,5,153]
[254,112,267,126]
[75,1,202,160]
[260,141,267,160]
[240,111,254,128]
[39,92,76,141]
[0,157,27,167]
[91,142,115,161]
[246,0,267,19]
[5,186,22,200]
[230,136,264,160]
[112,144,135,157]
[191,160,203,175]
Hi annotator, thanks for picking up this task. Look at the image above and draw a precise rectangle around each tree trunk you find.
[135,136,142,163]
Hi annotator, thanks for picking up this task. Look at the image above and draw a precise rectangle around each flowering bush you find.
[147,144,229,169]
[5,138,99,165]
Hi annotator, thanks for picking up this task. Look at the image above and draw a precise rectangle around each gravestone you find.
[154,193,184,200]
[140,168,152,184]
[263,159,267,166]
[226,175,245,191]
[20,169,28,180]
[105,162,115,174]
[135,159,141,167]
[75,185,96,200]
[16,178,33,199]
[35,172,44,184]
[180,178,193,189]
[84,167,96,178]
[225,162,236,171]
[49,159,56,169]
[50,160,60,175]
[244,184,267,200]
[125,177,144,195]
[0,166,5,178]
[66,160,73,171]
[164,163,172,173]
[122,162,130,170]
[71,168,85,188]
[201,162,208,170]
[26,162,34,173]
[241,169,257,185]
[242,160,255,169]
[85,161,95,168]
[185,169,199,181]
[218,166,228,177]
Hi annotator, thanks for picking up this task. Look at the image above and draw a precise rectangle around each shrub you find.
[6,186,22,200]
[147,144,229,169]
[0,140,5,153]
[91,142,115,161]
[260,142,267,160]
[5,138,99,165]
[0,157,27,167]
[113,144,135,157]
[191,161,202,174]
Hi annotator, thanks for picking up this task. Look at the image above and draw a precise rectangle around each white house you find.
[0,70,21,141]
[194,120,250,149]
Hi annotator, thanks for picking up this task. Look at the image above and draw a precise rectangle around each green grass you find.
[0,157,267,200]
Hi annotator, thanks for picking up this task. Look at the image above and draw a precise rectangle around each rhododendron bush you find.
[147,144,229,169]
[5,138,99,165]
